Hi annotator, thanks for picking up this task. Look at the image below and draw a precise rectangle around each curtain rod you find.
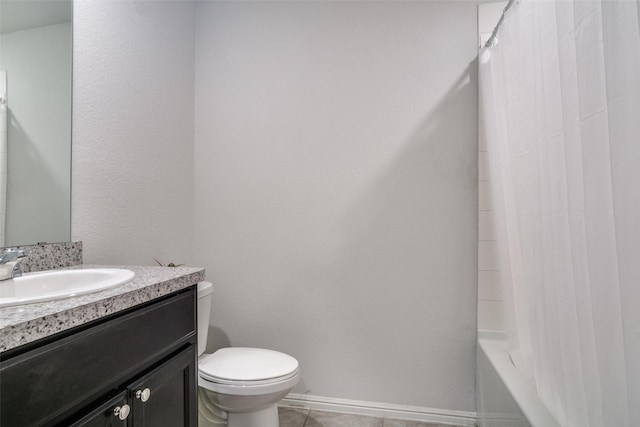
[484,0,517,48]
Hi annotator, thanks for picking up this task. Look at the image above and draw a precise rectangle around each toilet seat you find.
[200,368,299,386]
[198,347,300,396]
[199,347,298,382]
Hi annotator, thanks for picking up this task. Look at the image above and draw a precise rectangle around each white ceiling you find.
[1,0,72,35]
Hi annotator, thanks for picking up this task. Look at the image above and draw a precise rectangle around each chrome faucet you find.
[0,248,30,281]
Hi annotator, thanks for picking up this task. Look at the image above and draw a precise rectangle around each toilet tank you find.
[196,281,213,356]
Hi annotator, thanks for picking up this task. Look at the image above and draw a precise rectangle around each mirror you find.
[0,0,72,247]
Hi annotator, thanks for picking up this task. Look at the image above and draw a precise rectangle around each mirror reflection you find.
[0,0,72,247]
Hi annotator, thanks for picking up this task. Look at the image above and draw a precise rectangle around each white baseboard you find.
[281,393,477,426]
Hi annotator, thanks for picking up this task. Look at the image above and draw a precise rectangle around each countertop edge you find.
[0,266,205,353]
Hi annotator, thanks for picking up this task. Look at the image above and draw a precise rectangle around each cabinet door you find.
[68,392,130,427]
[129,346,197,427]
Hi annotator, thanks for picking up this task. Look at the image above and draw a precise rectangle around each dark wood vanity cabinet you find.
[0,287,197,427]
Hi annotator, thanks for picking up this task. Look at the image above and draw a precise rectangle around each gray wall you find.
[73,0,479,413]
[193,1,478,411]
[72,1,196,266]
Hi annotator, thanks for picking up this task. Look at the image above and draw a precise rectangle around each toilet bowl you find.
[197,282,299,427]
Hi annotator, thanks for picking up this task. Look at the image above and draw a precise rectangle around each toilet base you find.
[227,405,279,427]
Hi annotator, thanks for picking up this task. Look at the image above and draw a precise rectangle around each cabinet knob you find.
[113,404,130,420]
[136,387,151,402]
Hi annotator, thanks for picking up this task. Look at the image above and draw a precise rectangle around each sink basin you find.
[0,268,135,307]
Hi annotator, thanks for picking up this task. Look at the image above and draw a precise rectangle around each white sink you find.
[0,268,135,307]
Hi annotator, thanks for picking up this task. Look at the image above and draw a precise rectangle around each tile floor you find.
[278,406,462,427]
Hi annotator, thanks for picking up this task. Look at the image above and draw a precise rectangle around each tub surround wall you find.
[475,5,549,427]
[194,0,478,415]
[477,2,507,332]
[0,264,204,353]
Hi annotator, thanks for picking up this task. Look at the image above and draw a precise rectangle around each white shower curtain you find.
[0,70,7,247]
[479,1,640,426]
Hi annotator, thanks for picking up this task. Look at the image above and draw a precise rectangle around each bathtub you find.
[476,332,561,427]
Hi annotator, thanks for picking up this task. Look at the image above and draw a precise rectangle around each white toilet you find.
[196,282,300,427]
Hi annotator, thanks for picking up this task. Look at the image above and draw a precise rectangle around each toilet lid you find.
[199,347,299,382]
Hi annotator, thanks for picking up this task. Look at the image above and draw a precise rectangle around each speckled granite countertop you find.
[0,265,205,353]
